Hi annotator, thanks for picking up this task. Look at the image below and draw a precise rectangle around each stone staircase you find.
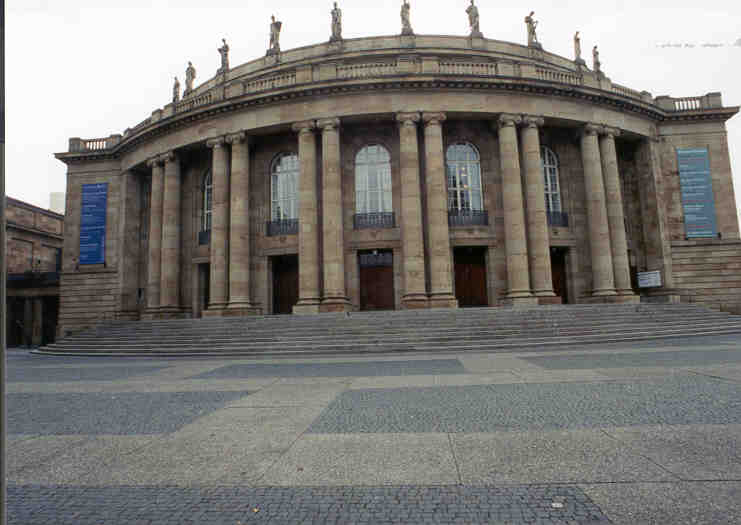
[35,304,741,358]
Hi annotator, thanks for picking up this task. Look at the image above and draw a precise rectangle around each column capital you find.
[317,117,341,131]
[396,112,421,127]
[497,113,522,129]
[292,120,316,134]
[521,115,545,128]
[422,112,446,126]
[582,123,602,136]
[206,136,226,149]
[146,156,163,168]
[226,131,249,145]
[158,151,177,164]
[601,126,621,138]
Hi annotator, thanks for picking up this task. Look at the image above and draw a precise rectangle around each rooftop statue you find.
[218,39,230,73]
[525,11,540,48]
[593,45,602,74]
[184,62,196,96]
[331,2,342,42]
[467,0,482,38]
[268,15,282,55]
[574,31,585,64]
[401,0,413,36]
[172,76,180,103]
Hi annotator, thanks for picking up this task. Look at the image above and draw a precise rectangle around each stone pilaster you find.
[600,127,638,300]
[293,120,322,315]
[496,114,536,306]
[159,151,182,313]
[206,137,229,312]
[145,156,165,311]
[422,112,457,309]
[397,112,428,309]
[520,116,558,303]
[226,132,259,314]
[581,124,617,297]
[32,297,43,346]
[318,118,351,312]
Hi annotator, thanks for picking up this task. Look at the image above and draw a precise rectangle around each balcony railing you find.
[354,212,395,230]
[198,230,211,245]
[547,211,569,227]
[448,209,488,227]
[266,219,299,237]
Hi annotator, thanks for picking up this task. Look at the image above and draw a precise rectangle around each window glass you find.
[445,143,483,213]
[541,146,562,214]
[271,153,300,221]
[355,145,392,214]
[202,171,213,232]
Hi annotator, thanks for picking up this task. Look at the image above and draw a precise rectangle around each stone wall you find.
[58,270,120,336]
[671,239,741,313]
[6,198,64,273]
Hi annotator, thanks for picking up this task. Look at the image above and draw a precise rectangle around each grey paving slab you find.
[582,481,741,525]
[308,376,741,433]
[511,369,613,383]
[224,382,348,407]
[190,359,466,379]
[451,430,675,484]
[605,424,741,480]
[348,372,523,390]
[7,391,251,435]
[6,377,278,394]
[6,365,169,383]
[8,484,610,525]
[523,347,741,370]
[260,433,459,486]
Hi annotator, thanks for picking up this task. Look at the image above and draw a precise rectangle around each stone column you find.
[600,127,637,299]
[496,114,536,305]
[318,118,351,312]
[422,112,457,309]
[293,120,322,314]
[226,132,258,313]
[159,151,182,312]
[23,298,33,347]
[581,124,617,296]
[520,116,557,302]
[146,156,165,311]
[397,112,428,309]
[31,298,43,346]
[206,137,229,312]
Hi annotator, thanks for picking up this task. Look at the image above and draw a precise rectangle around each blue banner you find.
[79,183,108,265]
[677,148,718,238]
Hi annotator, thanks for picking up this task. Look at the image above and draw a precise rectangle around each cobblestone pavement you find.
[7,335,741,524]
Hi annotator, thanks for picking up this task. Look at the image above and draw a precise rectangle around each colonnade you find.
[143,112,636,317]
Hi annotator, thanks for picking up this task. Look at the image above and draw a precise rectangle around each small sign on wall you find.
[79,183,108,265]
[638,270,663,288]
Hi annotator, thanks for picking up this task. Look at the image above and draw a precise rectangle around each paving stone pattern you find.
[7,365,168,383]
[8,484,609,524]
[7,391,251,435]
[523,348,741,370]
[191,360,466,379]
[309,376,741,433]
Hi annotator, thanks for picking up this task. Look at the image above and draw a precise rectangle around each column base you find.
[223,305,263,317]
[143,307,187,320]
[582,294,638,305]
[428,294,459,309]
[592,289,618,297]
[503,296,539,307]
[537,296,563,305]
[293,299,321,315]
[401,293,429,310]
[320,297,353,313]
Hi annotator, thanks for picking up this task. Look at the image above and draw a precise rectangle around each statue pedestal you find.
[327,40,343,54]
[469,35,485,49]
[400,34,416,48]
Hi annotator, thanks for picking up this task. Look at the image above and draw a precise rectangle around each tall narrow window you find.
[355,145,394,229]
[541,146,561,213]
[271,153,300,221]
[446,143,486,226]
[202,170,213,232]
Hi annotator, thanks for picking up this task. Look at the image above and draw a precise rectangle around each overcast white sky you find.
[5,0,741,226]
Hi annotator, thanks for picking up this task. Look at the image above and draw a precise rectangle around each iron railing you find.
[448,209,489,227]
[354,212,395,230]
[266,219,299,236]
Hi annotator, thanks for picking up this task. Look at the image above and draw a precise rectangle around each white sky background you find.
[5,0,741,226]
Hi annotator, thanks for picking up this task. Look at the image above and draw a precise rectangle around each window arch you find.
[202,170,213,232]
[271,153,300,221]
[355,144,392,214]
[541,146,562,213]
[446,143,483,212]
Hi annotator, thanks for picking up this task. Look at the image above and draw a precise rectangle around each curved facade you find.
[56,33,741,333]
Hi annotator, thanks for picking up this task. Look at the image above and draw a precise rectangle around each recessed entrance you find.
[454,247,488,307]
[550,247,570,304]
[272,255,299,315]
[358,249,395,311]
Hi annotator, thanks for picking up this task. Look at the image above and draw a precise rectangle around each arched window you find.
[271,153,300,221]
[541,146,561,213]
[202,170,213,232]
[446,143,483,213]
[355,145,393,229]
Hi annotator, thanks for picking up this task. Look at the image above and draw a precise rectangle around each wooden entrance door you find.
[273,255,299,314]
[359,250,395,311]
[551,247,569,304]
[454,247,488,307]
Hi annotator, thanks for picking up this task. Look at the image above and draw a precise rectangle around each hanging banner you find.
[79,183,108,265]
[677,148,717,238]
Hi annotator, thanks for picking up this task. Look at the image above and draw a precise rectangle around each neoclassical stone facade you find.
[55,32,740,335]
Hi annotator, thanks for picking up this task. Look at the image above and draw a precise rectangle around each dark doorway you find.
[359,250,395,311]
[7,297,25,347]
[272,255,299,314]
[551,247,569,304]
[42,296,59,345]
[196,263,210,318]
[454,247,488,307]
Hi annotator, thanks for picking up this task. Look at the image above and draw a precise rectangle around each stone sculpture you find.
[331,2,342,41]
[525,11,539,47]
[184,62,196,96]
[218,39,230,73]
[574,32,582,61]
[268,15,282,55]
[467,0,482,38]
[401,0,413,36]
[172,77,180,103]
[593,45,602,74]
